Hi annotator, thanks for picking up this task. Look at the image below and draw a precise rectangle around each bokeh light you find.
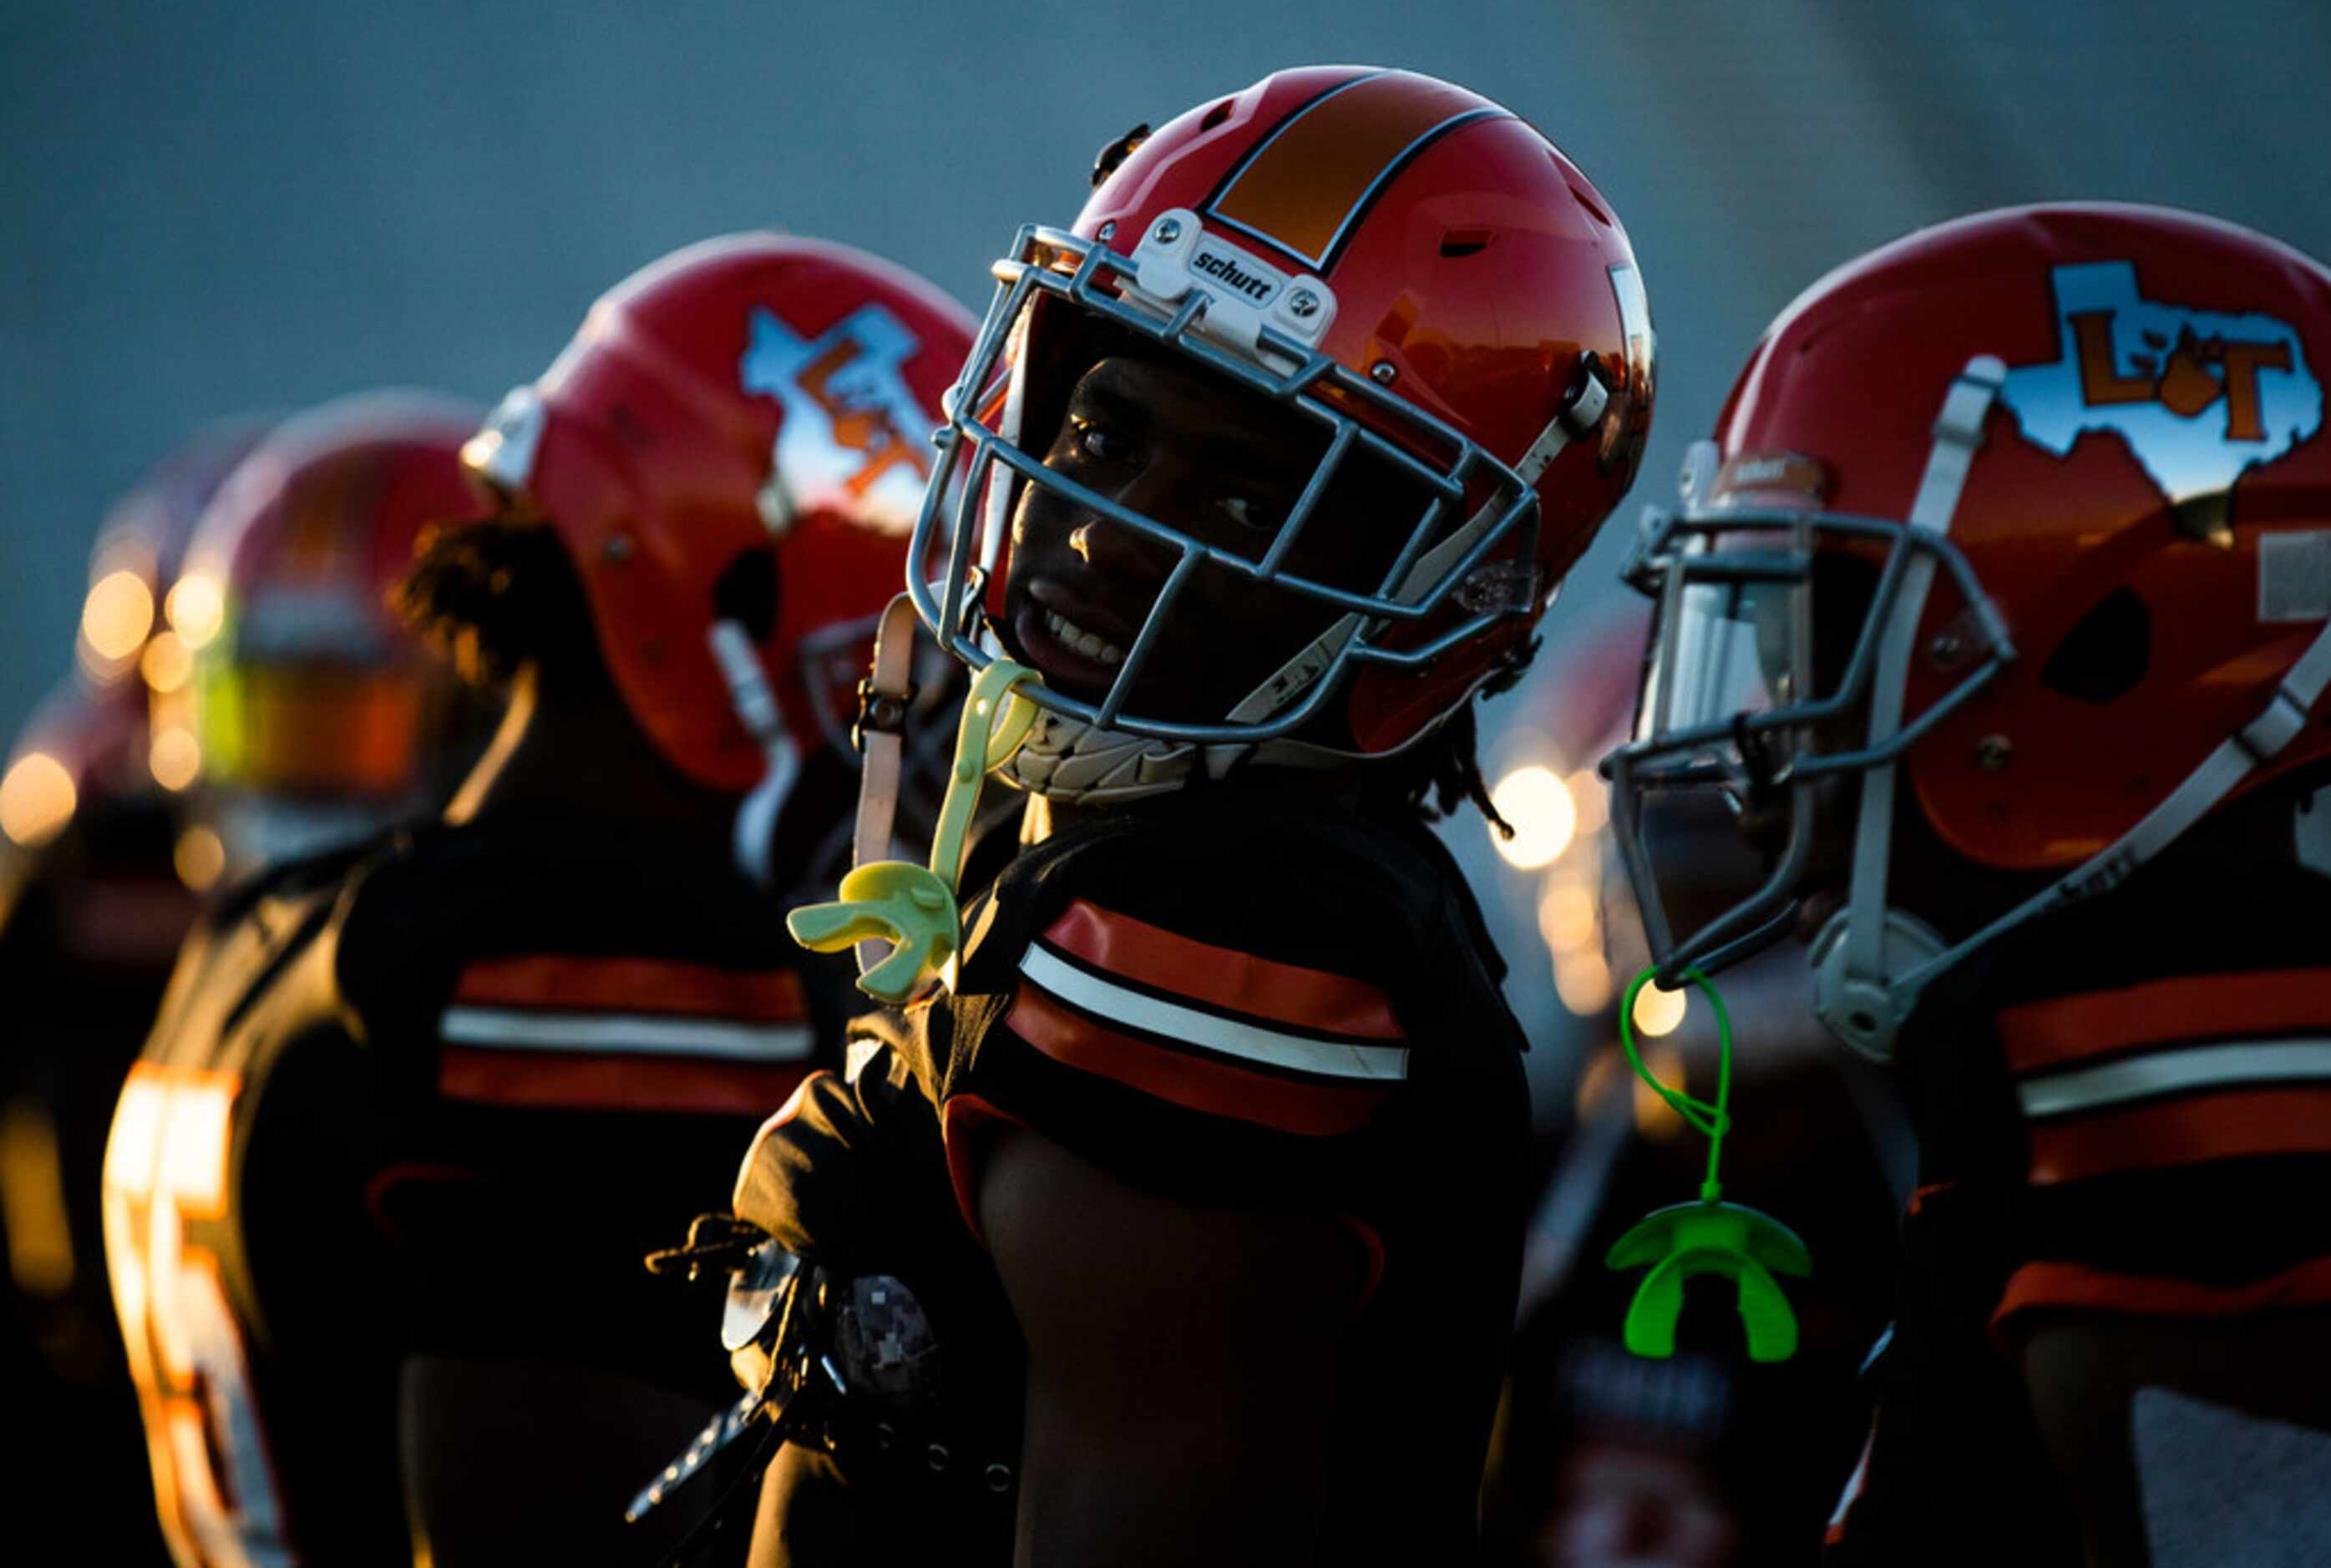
[1488,766,1576,869]
[1574,1047,1624,1121]
[1568,767,1609,837]
[1553,948,1613,1015]
[149,727,202,792]
[1630,979,1689,1038]
[1537,881,1599,953]
[165,573,226,650]
[1632,1044,1688,1140]
[173,826,226,892]
[141,630,194,694]
[0,753,78,848]
[81,570,155,663]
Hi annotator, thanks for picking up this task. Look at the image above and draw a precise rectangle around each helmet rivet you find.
[603,534,634,564]
[1976,733,2013,770]
[1153,217,1182,245]
[927,1443,952,1473]
[1288,288,1320,319]
[984,1462,1015,1494]
[1097,220,1116,241]
[1927,633,1964,665]
[1370,360,1398,385]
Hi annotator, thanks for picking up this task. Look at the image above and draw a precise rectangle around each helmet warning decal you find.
[2000,261,2323,518]
[740,303,933,536]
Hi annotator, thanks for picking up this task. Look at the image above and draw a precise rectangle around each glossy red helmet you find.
[460,234,978,794]
[1605,204,2331,1056]
[176,391,488,869]
[912,65,1653,799]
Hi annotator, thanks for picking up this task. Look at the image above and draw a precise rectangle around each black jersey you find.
[1825,860,2331,1563]
[733,784,1533,1564]
[103,812,853,1566]
[0,794,195,1567]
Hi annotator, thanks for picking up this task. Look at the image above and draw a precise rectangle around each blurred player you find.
[1487,1012,1899,1568]
[1482,625,1904,1567]
[103,238,973,1567]
[0,417,271,1566]
[167,392,504,887]
[1605,205,2331,1565]
[708,65,1655,1565]
[100,390,486,1565]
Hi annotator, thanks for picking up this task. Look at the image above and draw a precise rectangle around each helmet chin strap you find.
[1810,355,2004,1058]
[1813,356,2331,1058]
[709,619,803,891]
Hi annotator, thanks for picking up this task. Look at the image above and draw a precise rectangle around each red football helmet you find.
[176,391,489,874]
[1605,204,2331,1056]
[460,233,978,798]
[0,419,275,855]
[910,65,1653,800]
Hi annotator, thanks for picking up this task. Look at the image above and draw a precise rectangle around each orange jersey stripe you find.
[435,1045,809,1118]
[2025,1084,2331,1185]
[1038,899,1400,1040]
[1006,984,1389,1137]
[1206,72,1503,270]
[1993,1255,2331,1329]
[451,954,808,1023]
[1997,969,2331,1075]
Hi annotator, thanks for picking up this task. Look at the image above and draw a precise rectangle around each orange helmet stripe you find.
[1205,72,1505,271]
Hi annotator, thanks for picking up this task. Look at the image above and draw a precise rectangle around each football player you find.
[102,240,971,1568]
[1481,631,1905,1568]
[713,66,1655,1565]
[164,392,504,888]
[0,417,271,1566]
[1604,205,2331,1565]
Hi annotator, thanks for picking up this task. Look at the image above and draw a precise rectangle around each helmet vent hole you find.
[1440,229,1494,259]
[1199,99,1234,132]
[1568,181,1612,227]
[712,547,782,643]
[2040,586,2150,705]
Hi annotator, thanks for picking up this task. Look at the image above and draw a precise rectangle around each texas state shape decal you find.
[2000,260,2323,531]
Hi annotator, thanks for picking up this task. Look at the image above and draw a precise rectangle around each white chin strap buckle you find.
[1808,905,1946,1062]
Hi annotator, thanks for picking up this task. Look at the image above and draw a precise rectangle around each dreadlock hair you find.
[1356,635,1538,835]
[394,518,605,690]
[1361,702,1515,836]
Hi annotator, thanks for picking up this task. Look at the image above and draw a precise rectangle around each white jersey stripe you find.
[440,1005,815,1064]
[1019,943,1409,1083]
[2019,1037,2331,1120]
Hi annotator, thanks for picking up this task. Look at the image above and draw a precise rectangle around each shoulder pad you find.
[1005,897,1407,1136]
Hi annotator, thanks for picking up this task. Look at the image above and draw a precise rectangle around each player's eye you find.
[1072,418,1135,464]
[1214,494,1280,534]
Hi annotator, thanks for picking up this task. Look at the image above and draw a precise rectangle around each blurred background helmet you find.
[460,232,978,799]
[175,389,490,883]
[0,417,275,869]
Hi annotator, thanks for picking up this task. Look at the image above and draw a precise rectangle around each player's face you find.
[1001,353,1417,723]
